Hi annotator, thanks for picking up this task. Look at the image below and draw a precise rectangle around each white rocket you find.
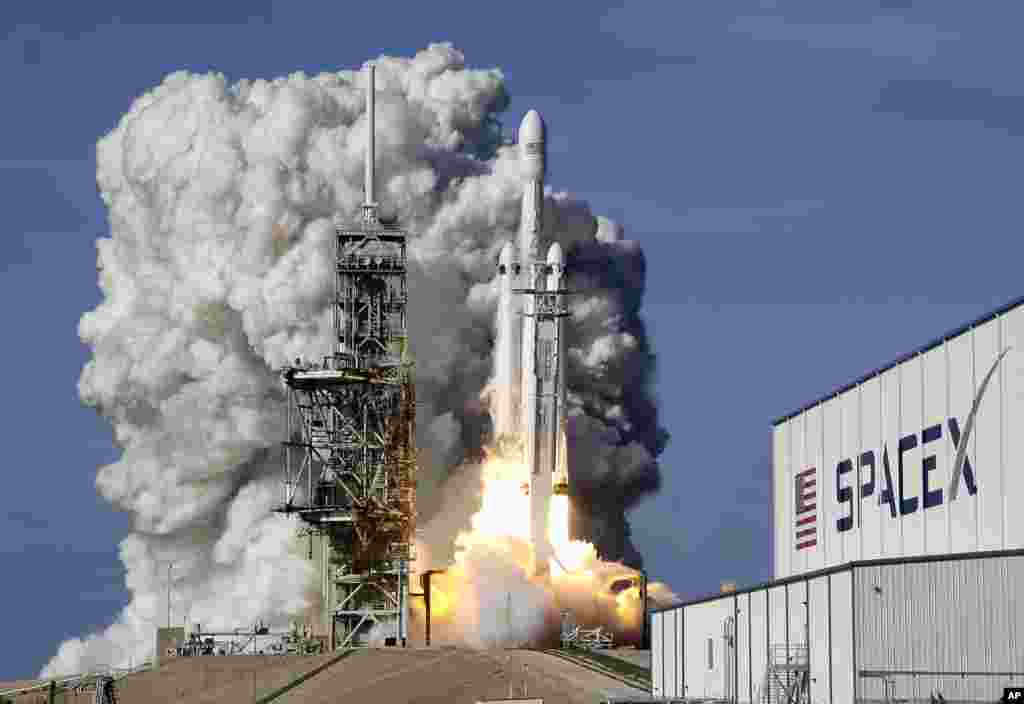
[495,109,570,575]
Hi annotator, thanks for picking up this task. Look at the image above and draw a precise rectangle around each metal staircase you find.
[761,644,809,704]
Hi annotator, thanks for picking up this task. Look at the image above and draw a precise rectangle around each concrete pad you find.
[124,654,340,704]
[5,654,337,704]
[274,647,648,704]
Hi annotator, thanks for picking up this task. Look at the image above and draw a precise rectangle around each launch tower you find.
[276,63,417,649]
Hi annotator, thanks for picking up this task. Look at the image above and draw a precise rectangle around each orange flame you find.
[411,437,677,646]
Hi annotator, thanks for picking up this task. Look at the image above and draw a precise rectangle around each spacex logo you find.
[833,348,1009,537]
[794,347,1009,553]
[795,468,817,550]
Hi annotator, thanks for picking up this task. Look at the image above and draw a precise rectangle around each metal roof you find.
[649,548,1024,613]
[771,295,1024,426]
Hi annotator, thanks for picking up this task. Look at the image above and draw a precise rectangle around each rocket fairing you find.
[517,109,546,258]
[494,108,570,575]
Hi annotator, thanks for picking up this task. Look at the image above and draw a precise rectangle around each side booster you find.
[547,243,569,498]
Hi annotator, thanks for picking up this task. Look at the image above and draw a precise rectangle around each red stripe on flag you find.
[796,468,815,478]
[801,491,817,501]
[797,503,817,514]
[803,479,817,489]
[797,515,816,526]
[796,527,816,539]
[796,540,817,550]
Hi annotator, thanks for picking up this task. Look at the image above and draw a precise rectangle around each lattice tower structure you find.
[275,61,416,650]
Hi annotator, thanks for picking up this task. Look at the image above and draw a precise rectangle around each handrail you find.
[0,662,152,698]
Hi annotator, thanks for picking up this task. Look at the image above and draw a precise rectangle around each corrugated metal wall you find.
[750,589,768,703]
[653,610,663,696]
[664,604,678,697]
[738,592,751,704]
[855,555,1024,703]
[774,306,1024,580]
[652,553,1023,704]
[675,597,736,699]
[831,569,855,704]
[653,568,853,704]
[810,576,831,704]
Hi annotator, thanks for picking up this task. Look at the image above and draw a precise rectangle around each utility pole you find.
[166,562,174,628]
[414,570,445,646]
[505,592,512,646]
[640,570,649,649]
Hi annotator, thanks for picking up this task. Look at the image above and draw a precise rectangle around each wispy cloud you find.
[5,1,274,32]
[673,199,826,234]
[730,14,959,65]
[874,79,1024,135]
[582,194,826,237]
[5,510,50,531]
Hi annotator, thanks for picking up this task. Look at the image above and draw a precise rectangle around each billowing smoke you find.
[46,43,669,675]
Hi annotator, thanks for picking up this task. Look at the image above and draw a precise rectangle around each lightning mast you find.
[277,62,417,649]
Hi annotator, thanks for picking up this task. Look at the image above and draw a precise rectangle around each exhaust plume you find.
[46,43,670,675]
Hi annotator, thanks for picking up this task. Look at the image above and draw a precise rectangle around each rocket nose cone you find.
[546,242,564,265]
[519,109,545,142]
[499,241,514,267]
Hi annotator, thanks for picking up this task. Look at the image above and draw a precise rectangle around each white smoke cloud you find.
[47,43,669,676]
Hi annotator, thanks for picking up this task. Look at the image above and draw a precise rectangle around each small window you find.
[707,637,714,670]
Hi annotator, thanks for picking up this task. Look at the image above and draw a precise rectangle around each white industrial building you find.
[652,298,1024,703]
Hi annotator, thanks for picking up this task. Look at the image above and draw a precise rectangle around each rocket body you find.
[494,243,520,441]
[524,253,549,575]
[493,109,570,576]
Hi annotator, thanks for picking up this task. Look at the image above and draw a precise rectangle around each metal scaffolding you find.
[276,200,417,649]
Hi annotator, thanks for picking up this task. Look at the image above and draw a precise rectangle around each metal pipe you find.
[166,562,174,628]
[420,570,445,646]
[640,570,649,649]
[424,574,431,647]
[398,560,405,647]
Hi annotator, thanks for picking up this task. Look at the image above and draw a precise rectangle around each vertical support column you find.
[398,560,407,647]
[424,573,432,647]
[322,534,330,638]
[641,571,649,649]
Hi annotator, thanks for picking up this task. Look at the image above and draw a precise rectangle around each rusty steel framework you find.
[276,63,417,650]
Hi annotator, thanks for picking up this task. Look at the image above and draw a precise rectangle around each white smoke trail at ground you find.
[46,43,671,675]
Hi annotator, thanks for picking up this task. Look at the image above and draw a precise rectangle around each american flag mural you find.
[795,467,817,550]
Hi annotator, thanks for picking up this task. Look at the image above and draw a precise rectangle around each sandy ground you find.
[115,654,339,703]
[0,680,42,696]
[3,649,651,703]
[1,654,338,704]
[275,647,649,704]
[0,680,41,691]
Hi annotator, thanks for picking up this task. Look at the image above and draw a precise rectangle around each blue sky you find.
[3,0,1023,679]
